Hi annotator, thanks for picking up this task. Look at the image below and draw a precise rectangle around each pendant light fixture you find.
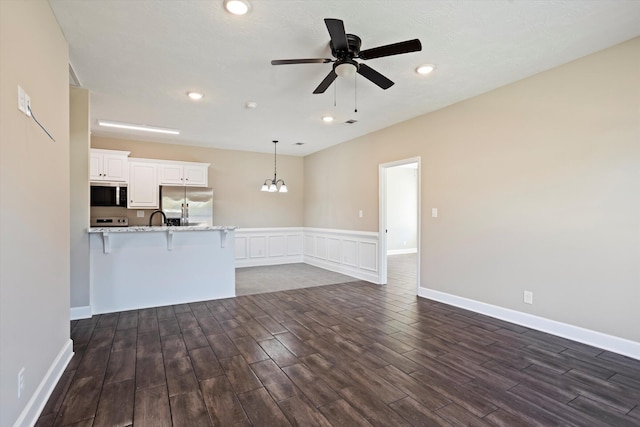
[260,140,288,193]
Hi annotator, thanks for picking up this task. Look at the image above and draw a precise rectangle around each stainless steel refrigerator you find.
[160,186,213,226]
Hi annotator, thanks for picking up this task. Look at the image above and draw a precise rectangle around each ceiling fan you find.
[271,18,422,94]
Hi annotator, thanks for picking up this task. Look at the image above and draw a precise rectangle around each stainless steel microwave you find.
[90,183,127,207]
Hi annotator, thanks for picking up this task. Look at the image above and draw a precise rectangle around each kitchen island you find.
[88,225,237,314]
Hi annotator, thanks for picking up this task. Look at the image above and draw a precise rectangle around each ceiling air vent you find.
[295,142,305,146]
[344,119,358,124]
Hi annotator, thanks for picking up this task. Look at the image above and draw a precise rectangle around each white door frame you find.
[378,157,421,292]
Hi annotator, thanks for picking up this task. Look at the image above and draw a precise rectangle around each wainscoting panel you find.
[235,236,248,260]
[328,238,341,263]
[268,235,286,257]
[359,241,378,272]
[249,236,267,259]
[235,228,304,267]
[303,228,380,283]
[235,228,381,283]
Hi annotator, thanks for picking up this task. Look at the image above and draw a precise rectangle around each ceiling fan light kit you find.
[261,140,287,193]
[322,115,334,123]
[335,61,357,78]
[271,18,421,94]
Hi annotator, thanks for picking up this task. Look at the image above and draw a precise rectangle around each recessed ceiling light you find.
[187,92,203,100]
[97,120,180,135]
[322,115,334,123]
[416,64,435,75]
[223,0,250,15]
[245,101,257,109]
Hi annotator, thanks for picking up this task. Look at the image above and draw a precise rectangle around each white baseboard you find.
[13,339,74,427]
[236,255,303,268]
[304,257,379,284]
[70,305,92,320]
[418,287,640,361]
[387,248,417,255]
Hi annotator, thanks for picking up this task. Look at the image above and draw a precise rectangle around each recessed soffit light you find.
[322,115,334,123]
[224,0,250,15]
[187,92,203,100]
[416,64,435,75]
[97,120,180,135]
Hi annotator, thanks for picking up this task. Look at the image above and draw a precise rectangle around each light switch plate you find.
[18,86,26,114]
[432,208,438,218]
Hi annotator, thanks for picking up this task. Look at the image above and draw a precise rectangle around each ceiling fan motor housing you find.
[330,34,362,58]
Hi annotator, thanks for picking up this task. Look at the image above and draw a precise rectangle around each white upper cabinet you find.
[90,149,130,182]
[158,161,209,186]
[128,159,159,209]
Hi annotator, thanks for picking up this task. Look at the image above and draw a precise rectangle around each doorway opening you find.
[379,157,420,293]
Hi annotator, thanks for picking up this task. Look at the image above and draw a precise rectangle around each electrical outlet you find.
[137,211,144,218]
[18,86,26,114]
[358,210,363,218]
[18,368,25,398]
[524,291,533,305]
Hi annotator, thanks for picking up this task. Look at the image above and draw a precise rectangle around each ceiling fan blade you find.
[358,39,422,60]
[313,70,338,94]
[324,18,349,52]
[271,58,332,65]
[357,63,394,90]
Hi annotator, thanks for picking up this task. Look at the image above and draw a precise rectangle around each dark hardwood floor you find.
[37,255,640,426]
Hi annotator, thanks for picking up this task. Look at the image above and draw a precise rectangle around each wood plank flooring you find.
[37,255,640,426]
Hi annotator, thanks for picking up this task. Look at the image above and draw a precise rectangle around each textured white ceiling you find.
[49,0,640,156]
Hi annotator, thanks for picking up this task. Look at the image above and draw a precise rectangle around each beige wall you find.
[91,136,304,227]
[0,1,70,425]
[304,38,640,342]
[70,87,90,307]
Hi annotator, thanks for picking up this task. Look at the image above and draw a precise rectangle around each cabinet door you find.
[128,162,158,208]
[183,164,208,186]
[102,153,128,181]
[89,152,102,180]
[158,164,184,185]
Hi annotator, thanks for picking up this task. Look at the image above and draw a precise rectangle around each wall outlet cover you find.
[524,291,533,304]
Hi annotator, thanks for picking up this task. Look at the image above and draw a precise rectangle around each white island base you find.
[89,226,236,314]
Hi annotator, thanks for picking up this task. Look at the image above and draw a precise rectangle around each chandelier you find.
[260,140,288,193]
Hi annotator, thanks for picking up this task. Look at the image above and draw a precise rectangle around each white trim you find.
[418,287,640,361]
[379,157,421,289]
[13,339,74,427]
[303,227,378,238]
[70,305,92,320]
[387,248,418,255]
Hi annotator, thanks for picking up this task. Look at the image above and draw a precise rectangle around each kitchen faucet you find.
[148,210,167,226]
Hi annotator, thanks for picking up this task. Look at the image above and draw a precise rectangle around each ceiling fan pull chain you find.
[354,74,358,113]
[334,81,337,107]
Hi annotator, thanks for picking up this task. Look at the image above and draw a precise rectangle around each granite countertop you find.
[88,225,238,233]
